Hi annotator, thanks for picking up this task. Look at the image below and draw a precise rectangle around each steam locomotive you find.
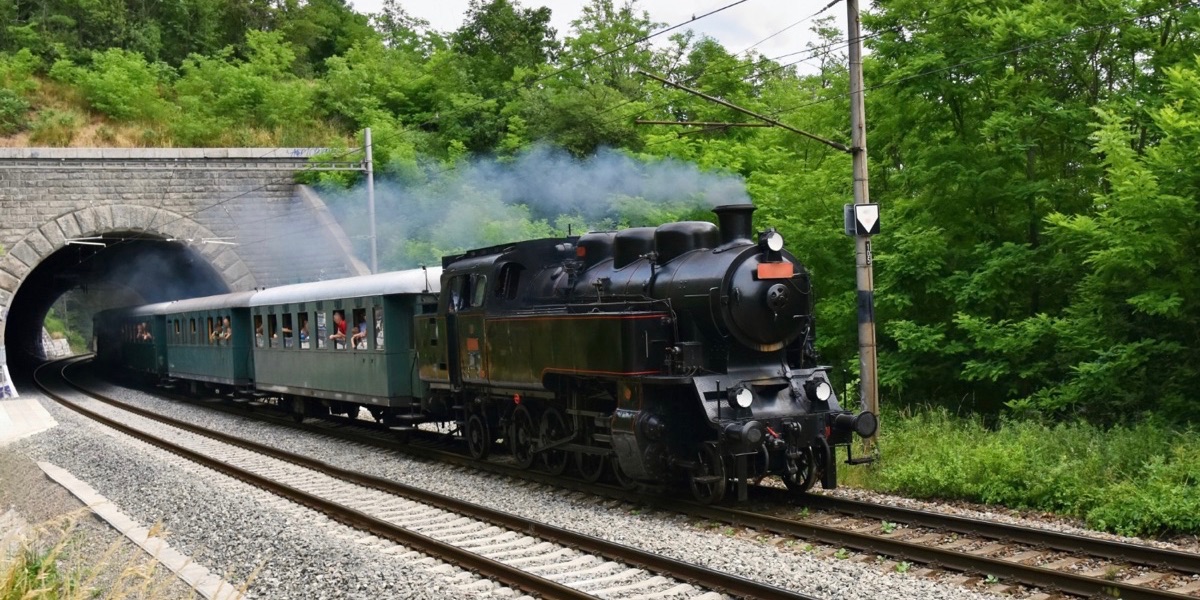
[95,203,876,503]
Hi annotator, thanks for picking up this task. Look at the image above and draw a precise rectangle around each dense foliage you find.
[3,0,1199,428]
[844,407,1200,536]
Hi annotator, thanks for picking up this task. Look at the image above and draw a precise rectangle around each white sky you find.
[347,0,854,71]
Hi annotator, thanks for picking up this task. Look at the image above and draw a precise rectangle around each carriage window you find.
[348,308,366,350]
[254,315,264,348]
[267,315,279,348]
[448,275,466,312]
[189,319,197,345]
[374,306,384,351]
[174,320,181,342]
[316,312,327,349]
[471,275,487,308]
[282,313,294,348]
[330,310,348,350]
[495,263,524,300]
[207,317,215,345]
[297,313,310,349]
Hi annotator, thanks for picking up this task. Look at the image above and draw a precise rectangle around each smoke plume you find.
[320,145,752,269]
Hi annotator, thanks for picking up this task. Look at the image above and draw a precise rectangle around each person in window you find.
[351,320,368,349]
[137,322,153,342]
[330,311,347,347]
[210,317,232,344]
[299,318,309,347]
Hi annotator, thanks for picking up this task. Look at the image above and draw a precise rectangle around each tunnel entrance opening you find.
[4,231,229,373]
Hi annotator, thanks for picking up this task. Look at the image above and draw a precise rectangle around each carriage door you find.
[451,273,488,385]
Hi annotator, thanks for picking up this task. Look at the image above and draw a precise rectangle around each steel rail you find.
[671,502,1198,600]
[49,358,818,600]
[35,358,596,600]
[85,360,1200,600]
[796,492,1200,576]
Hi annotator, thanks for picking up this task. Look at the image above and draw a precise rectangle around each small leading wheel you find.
[509,405,536,469]
[466,414,492,460]
[781,446,817,494]
[690,441,727,504]
[538,407,570,475]
[610,458,638,490]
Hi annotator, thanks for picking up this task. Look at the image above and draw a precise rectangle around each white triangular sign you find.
[856,204,879,233]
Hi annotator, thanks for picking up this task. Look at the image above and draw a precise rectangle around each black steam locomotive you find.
[416,203,876,502]
[96,203,875,503]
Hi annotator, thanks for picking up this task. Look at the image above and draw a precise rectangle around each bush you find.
[28,109,81,146]
[67,49,172,121]
[851,407,1200,537]
[0,88,30,134]
[0,49,40,94]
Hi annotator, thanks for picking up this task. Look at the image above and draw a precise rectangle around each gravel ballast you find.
[8,386,514,600]
[61,371,1019,600]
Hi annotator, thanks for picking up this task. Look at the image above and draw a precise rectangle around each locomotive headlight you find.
[765,231,784,252]
[805,380,833,402]
[732,387,754,409]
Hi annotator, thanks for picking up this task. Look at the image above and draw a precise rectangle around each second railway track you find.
[68,357,1200,600]
[36,356,817,600]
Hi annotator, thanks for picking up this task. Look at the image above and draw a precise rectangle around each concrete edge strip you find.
[37,461,245,600]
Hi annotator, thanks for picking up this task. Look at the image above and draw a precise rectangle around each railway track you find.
[36,357,816,600]
[75,358,1200,600]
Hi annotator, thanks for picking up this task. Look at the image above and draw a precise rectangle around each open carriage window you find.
[254,315,264,348]
[373,306,384,351]
[268,314,279,348]
[316,312,327,349]
[282,313,294,348]
[350,308,367,350]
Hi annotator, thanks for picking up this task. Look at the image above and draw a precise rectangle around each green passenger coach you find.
[161,292,255,389]
[247,268,440,420]
[94,304,169,377]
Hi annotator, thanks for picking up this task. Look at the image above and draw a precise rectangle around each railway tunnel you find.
[0,147,373,382]
[3,232,229,373]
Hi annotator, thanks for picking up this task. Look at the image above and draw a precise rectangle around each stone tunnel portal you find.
[4,232,228,372]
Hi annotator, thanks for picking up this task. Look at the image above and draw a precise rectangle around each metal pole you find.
[365,128,378,274]
[847,0,879,452]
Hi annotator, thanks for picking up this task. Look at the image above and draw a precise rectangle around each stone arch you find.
[0,204,257,300]
[0,204,258,363]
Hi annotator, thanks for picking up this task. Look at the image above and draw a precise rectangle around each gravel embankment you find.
[814,487,1200,554]
[74,373,1014,600]
[8,387,513,600]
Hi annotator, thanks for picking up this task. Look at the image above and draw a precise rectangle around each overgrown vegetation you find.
[843,408,1200,537]
[42,308,86,354]
[3,0,1200,531]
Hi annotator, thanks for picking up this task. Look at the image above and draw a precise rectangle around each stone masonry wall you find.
[0,147,369,367]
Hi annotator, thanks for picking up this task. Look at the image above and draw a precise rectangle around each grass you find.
[0,74,353,149]
[1,513,187,599]
[842,407,1200,537]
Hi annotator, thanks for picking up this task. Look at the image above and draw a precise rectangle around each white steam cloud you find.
[320,145,752,269]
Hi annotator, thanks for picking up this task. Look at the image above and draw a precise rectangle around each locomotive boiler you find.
[416,203,877,502]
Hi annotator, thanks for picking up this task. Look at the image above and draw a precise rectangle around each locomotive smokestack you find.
[713,204,756,245]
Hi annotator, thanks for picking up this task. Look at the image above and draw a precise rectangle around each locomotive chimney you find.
[713,204,756,245]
